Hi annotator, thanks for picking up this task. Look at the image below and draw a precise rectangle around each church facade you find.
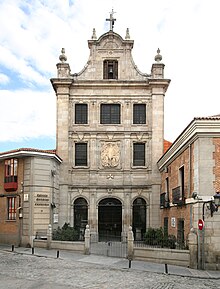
[51,15,170,240]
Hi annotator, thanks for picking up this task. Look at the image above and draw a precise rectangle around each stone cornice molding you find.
[0,149,62,163]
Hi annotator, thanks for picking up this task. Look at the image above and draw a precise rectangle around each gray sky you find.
[0,0,219,151]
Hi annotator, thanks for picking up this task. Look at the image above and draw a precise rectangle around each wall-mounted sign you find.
[24,194,29,201]
[198,219,204,231]
[171,217,176,228]
[34,193,50,207]
[53,213,58,224]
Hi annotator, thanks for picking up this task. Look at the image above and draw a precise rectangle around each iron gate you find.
[90,234,127,258]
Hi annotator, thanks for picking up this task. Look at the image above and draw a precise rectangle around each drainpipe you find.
[188,144,193,228]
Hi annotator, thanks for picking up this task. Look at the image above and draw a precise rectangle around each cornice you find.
[0,148,62,163]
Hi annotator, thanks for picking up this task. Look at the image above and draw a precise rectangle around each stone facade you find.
[51,25,170,240]
[158,117,220,270]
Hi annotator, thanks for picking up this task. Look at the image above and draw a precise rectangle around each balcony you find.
[4,176,18,191]
[172,186,185,206]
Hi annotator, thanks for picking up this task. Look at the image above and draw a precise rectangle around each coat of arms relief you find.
[101,142,120,167]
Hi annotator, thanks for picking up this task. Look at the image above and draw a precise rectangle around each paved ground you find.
[0,245,219,289]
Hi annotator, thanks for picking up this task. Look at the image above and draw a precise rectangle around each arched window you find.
[74,198,88,240]
[132,198,146,240]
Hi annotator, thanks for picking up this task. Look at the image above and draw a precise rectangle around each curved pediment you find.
[75,30,150,81]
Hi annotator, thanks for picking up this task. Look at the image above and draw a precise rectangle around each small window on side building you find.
[7,197,16,220]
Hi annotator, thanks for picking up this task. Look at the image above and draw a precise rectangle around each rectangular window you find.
[133,104,146,124]
[133,143,145,166]
[75,143,87,166]
[103,60,118,79]
[5,159,18,183]
[75,104,88,124]
[100,104,120,124]
[8,197,16,220]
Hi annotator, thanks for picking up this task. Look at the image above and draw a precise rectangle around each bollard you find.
[32,247,34,255]
[11,245,14,252]
[164,263,168,274]
[57,250,60,258]
[107,241,111,257]
[128,259,132,268]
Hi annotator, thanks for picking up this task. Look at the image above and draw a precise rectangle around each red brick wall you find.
[160,145,193,241]
[0,158,24,245]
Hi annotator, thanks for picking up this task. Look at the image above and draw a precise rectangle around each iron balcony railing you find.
[172,186,185,206]
[160,192,170,209]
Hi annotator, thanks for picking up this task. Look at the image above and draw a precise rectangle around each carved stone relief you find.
[101,142,120,167]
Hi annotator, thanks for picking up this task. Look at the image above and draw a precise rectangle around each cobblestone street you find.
[0,250,219,289]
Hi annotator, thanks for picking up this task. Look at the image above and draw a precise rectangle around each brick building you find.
[158,116,220,269]
[0,149,61,246]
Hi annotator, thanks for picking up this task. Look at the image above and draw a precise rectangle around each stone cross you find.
[106,9,116,31]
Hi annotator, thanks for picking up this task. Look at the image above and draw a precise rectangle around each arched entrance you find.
[74,197,88,240]
[98,198,122,240]
[132,197,146,240]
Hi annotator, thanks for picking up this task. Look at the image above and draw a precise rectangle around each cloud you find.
[0,89,56,142]
[0,73,9,84]
[0,0,220,148]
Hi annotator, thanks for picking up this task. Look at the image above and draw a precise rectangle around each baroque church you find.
[51,11,170,240]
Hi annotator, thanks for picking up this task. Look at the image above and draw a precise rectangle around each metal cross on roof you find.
[106,9,116,31]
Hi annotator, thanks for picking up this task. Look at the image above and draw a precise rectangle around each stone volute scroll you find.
[101,142,120,167]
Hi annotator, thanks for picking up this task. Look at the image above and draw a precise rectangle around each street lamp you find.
[208,192,220,217]
[191,191,220,218]
[213,192,220,207]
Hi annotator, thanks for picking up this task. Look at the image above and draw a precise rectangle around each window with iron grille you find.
[7,197,16,220]
[172,186,181,204]
[103,60,118,79]
[164,217,168,238]
[133,104,146,124]
[133,143,145,166]
[4,159,17,183]
[177,218,185,248]
[75,104,88,124]
[100,104,120,124]
[75,143,87,166]
[74,197,88,239]
[132,197,147,241]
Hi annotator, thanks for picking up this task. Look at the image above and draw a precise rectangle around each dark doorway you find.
[98,198,122,241]
[177,218,185,248]
[74,197,88,240]
[132,198,146,240]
